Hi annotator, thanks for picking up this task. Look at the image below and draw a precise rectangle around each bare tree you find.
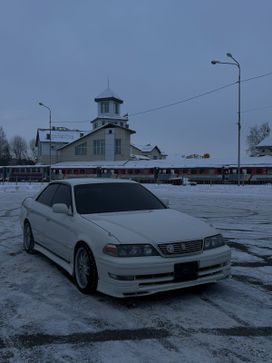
[10,135,28,162]
[0,127,11,165]
[29,138,38,162]
[246,122,270,156]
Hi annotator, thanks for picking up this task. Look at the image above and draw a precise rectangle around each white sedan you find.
[20,178,231,297]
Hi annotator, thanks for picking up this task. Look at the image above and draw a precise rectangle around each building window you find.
[93,139,105,155]
[46,134,50,140]
[75,142,87,155]
[80,132,84,137]
[115,138,121,155]
[101,102,109,114]
[114,102,119,114]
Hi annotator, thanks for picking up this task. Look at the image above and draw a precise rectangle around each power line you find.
[129,81,237,117]
[242,71,272,83]
[49,70,272,124]
[129,70,272,118]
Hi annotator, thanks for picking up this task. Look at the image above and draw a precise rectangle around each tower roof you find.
[95,87,123,104]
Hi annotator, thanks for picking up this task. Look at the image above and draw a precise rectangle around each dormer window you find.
[101,102,109,114]
[114,102,119,114]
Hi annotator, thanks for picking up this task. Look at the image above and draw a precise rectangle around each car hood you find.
[81,209,217,244]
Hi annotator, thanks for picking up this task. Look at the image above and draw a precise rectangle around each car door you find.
[45,183,76,262]
[29,183,59,246]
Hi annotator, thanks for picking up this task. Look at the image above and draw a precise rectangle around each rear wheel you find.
[23,222,35,253]
[74,243,98,294]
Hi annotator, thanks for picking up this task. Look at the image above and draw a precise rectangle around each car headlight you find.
[203,234,225,250]
[103,244,159,257]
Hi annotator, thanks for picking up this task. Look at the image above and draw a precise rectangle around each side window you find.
[36,184,59,207]
[51,184,72,209]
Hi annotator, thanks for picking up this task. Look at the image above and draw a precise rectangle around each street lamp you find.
[38,102,52,181]
[211,53,241,186]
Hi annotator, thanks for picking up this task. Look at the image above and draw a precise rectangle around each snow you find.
[95,87,123,102]
[257,136,272,147]
[0,183,271,362]
[131,143,157,152]
[130,154,151,160]
[52,154,272,169]
[38,129,86,143]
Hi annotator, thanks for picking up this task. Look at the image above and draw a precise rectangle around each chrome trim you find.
[158,239,203,256]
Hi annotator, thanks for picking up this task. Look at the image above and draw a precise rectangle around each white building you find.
[57,88,135,162]
[35,87,165,164]
[131,143,166,160]
[35,127,86,164]
[255,136,272,156]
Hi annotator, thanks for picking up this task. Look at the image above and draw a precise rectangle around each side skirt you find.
[34,242,74,276]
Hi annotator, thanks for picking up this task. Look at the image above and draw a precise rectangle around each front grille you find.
[158,239,203,256]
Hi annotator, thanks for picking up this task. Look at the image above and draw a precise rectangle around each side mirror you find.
[52,203,72,215]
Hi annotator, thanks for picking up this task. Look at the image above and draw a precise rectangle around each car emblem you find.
[166,244,175,254]
[181,243,187,251]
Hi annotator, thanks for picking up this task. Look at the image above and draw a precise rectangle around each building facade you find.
[35,87,165,164]
[131,144,166,160]
[57,123,134,162]
[35,127,86,164]
[255,136,272,156]
[57,88,135,162]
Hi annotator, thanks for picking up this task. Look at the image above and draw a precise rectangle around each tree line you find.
[0,127,37,165]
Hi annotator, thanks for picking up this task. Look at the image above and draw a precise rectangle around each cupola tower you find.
[91,87,129,130]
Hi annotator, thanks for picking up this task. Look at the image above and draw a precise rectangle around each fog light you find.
[108,273,135,281]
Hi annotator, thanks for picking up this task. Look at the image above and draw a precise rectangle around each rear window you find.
[74,183,166,214]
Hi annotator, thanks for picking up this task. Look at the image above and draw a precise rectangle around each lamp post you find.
[211,53,241,186]
[38,102,52,181]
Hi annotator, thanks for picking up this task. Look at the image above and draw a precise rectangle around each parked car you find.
[20,179,231,297]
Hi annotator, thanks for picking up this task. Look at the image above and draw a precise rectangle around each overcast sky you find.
[1,0,272,158]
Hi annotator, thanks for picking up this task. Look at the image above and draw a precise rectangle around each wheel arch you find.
[73,240,96,274]
[73,240,98,293]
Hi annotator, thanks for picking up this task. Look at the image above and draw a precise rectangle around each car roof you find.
[50,178,137,186]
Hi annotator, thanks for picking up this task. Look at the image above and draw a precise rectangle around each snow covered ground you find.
[0,182,271,362]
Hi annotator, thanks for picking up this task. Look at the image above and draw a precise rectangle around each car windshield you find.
[74,182,166,214]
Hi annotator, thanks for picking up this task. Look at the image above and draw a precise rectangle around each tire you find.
[74,243,98,294]
[23,222,35,254]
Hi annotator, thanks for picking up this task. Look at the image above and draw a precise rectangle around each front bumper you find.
[96,245,231,297]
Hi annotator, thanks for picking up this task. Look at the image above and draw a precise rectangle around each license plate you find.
[174,262,198,282]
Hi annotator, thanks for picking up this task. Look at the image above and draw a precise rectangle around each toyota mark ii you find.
[20,179,231,297]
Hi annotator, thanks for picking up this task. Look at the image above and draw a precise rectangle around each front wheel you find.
[23,222,35,253]
[74,244,98,294]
